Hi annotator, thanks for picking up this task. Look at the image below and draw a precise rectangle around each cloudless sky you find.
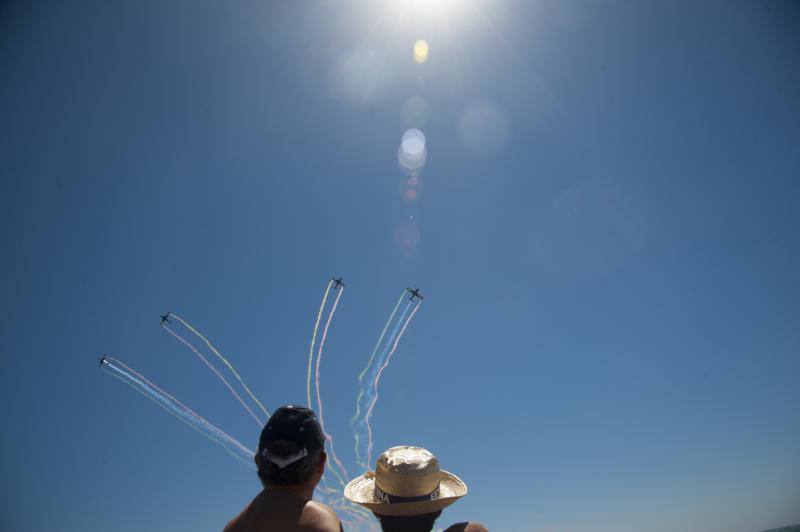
[1,1,799,531]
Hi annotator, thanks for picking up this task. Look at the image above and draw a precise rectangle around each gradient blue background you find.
[1,1,799,531]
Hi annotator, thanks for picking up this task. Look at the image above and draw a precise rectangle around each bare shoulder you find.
[222,507,248,532]
[443,522,489,532]
[298,500,341,531]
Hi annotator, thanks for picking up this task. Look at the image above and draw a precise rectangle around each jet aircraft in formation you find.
[407,287,424,301]
[332,277,345,290]
[98,354,109,368]
[160,312,172,325]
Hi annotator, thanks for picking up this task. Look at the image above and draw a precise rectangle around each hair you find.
[257,440,322,487]
[375,510,443,532]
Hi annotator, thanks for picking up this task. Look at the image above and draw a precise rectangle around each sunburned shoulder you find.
[298,500,342,531]
[223,504,250,532]
[223,492,341,532]
[443,522,489,532]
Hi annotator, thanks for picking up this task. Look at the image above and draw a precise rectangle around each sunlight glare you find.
[404,0,458,12]
[413,40,429,63]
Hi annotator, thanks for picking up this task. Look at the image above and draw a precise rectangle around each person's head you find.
[255,405,326,489]
[344,446,467,532]
[373,510,443,532]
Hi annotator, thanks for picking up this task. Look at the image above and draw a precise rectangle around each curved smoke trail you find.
[351,290,406,423]
[364,301,421,468]
[163,324,263,427]
[354,300,414,470]
[169,314,270,419]
[351,291,407,469]
[313,286,350,488]
[307,280,333,409]
[317,473,373,527]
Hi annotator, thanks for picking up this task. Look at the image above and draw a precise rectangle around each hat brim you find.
[344,470,467,516]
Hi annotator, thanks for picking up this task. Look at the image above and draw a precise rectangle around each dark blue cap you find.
[258,405,324,454]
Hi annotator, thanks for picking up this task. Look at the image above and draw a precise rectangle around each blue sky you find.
[1,1,799,531]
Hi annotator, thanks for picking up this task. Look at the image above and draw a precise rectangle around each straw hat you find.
[344,446,467,516]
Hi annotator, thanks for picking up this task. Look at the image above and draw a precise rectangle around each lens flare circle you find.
[413,40,429,63]
[398,129,427,173]
[398,146,427,172]
[401,129,426,156]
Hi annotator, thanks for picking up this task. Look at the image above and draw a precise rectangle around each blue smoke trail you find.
[102,358,255,467]
[104,358,372,525]
[350,290,406,465]
[364,301,421,469]
[353,300,413,470]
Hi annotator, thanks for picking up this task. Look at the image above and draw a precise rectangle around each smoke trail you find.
[353,300,413,470]
[313,286,350,488]
[351,290,407,468]
[307,280,333,409]
[163,325,263,427]
[169,314,270,419]
[314,476,343,524]
[351,290,406,423]
[336,503,370,526]
[364,301,421,468]
[102,357,254,467]
[107,356,196,415]
[332,500,373,528]
[316,474,373,528]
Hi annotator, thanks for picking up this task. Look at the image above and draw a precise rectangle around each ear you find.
[254,451,262,469]
[317,450,327,473]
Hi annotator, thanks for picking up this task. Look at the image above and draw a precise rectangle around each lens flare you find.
[398,129,427,173]
[394,218,421,250]
[413,39,429,63]
[401,129,426,156]
[398,146,427,172]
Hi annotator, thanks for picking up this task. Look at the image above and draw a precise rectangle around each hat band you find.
[374,483,441,504]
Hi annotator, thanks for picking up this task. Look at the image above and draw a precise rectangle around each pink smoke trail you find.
[103,357,252,455]
[163,324,263,427]
[106,356,206,422]
[316,474,372,527]
[102,359,254,464]
[169,313,270,418]
[313,286,350,486]
[308,280,334,408]
[364,301,422,468]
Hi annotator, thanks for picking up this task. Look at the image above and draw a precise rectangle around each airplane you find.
[160,312,172,325]
[407,287,424,301]
[98,354,108,368]
[332,277,345,289]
